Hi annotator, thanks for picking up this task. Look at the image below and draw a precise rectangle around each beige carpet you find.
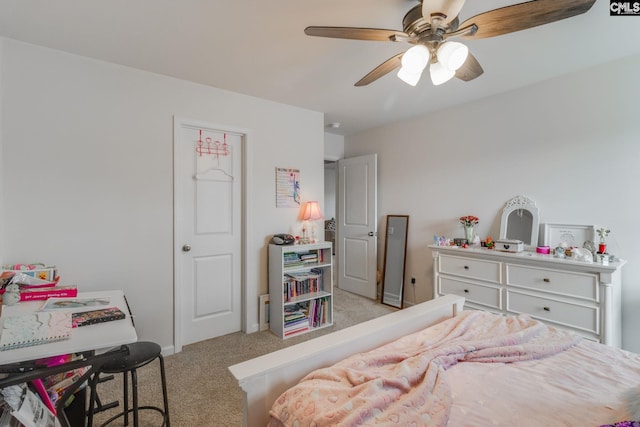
[90,287,395,426]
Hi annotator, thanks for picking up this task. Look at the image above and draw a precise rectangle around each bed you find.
[228,294,640,426]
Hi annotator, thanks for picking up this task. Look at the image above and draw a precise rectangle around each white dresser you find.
[430,245,626,347]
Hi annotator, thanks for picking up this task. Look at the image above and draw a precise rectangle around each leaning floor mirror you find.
[381,215,409,309]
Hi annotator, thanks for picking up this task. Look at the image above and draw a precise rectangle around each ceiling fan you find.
[304,0,596,87]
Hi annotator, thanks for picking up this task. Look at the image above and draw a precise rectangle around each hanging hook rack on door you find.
[194,129,234,181]
[196,129,230,158]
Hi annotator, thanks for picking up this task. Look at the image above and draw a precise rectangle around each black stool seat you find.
[101,342,161,373]
[88,341,170,427]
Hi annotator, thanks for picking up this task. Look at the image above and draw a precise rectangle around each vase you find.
[464,225,474,244]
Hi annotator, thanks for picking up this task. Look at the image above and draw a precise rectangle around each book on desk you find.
[0,306,126,351]
[0,312,72,351]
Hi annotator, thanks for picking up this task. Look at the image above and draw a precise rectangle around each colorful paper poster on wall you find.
[276,167,301,208]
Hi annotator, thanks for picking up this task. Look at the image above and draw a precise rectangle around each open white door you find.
[337,154,377,299]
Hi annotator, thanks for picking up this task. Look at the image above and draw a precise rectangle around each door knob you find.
[368,232,374,236]
[182,244,192,252]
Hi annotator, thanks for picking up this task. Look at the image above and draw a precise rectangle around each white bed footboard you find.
[228,294,465,427]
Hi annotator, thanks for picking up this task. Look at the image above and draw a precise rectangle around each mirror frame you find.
[381,215,409,309]
[499,195,540,250]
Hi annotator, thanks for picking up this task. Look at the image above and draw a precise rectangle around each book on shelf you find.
[283,269,324,302]
[18,286,78,302]
[299,253,318,263]
[284,251,322,268]
[284,305,309,324]
[308,297,329,328]
[284,325,309,336]
[0,312,72,351]
[71,307,126,328]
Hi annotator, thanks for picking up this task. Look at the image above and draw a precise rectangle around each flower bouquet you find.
[459,215,479,227]
[459,215,479,244]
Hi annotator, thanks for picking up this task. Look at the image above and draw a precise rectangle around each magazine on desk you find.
[40,297,110,311]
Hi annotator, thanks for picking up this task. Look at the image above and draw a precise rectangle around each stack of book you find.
[283,304,310,336]
[283,269,323,302]
[308,297,329,328]
[299,252,318,264]
[283,252,304,269]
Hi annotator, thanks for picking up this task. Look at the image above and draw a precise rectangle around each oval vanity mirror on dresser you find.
[499,195,540,250]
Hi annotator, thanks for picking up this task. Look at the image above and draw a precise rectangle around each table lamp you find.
[301,201,323,243]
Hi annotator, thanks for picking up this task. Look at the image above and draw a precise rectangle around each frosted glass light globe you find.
[397,66,423,86]
[437,41,469,71]
[430,61,455,85]
[400,45,430,74]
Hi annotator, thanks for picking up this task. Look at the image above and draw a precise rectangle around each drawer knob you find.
[463,289,469,293]
[543,306,551,312]
[464,266,469,270]
[543,278,551,283]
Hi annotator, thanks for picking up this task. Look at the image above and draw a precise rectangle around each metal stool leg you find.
[87,374,99,427]
[158,354,170,427]
[131,369,139,427]
[123,371,129,426]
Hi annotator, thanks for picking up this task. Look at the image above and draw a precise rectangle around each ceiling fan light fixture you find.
[429,61,455,85]
[397,66,423,86]
[437,41,469,71]
[400,45,430,74]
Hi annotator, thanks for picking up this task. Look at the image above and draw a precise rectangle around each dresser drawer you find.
[506,264,598,302]
[506,290,599,334]
[439,255,501,283]
[439,276,502,310]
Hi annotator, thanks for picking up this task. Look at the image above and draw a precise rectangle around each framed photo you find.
[259,294,270,331]
[541,224,596,248]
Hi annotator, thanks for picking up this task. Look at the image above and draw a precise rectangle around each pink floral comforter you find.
[268,310,581,426]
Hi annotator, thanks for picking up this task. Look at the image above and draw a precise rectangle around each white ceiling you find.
[1,0,638,136]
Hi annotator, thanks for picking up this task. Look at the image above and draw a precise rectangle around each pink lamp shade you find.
[301,201,323,221]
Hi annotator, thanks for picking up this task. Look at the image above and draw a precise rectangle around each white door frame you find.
[173,117,252,353]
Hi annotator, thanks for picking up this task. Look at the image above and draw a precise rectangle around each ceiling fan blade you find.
[458,0,596,40]
[355,52,404,86]
[455,53,483,81]
[422,0,467,25]
[304,26,407,41]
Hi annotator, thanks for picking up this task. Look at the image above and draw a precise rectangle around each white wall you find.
[324,132,344,161]
[323,133,344,220]
[0,38,325,352]
[346,54,640,353]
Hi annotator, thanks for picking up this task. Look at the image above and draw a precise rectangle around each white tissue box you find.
[495,239,524,253]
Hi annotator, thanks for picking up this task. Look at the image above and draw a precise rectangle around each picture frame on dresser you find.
[541,223,596,248]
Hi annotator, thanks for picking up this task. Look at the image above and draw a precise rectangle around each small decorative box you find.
[495,239,524,253]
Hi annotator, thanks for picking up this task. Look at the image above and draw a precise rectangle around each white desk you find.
[0,290,137,365]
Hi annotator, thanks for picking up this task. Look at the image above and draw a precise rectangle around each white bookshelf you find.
[269,242,333,339]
